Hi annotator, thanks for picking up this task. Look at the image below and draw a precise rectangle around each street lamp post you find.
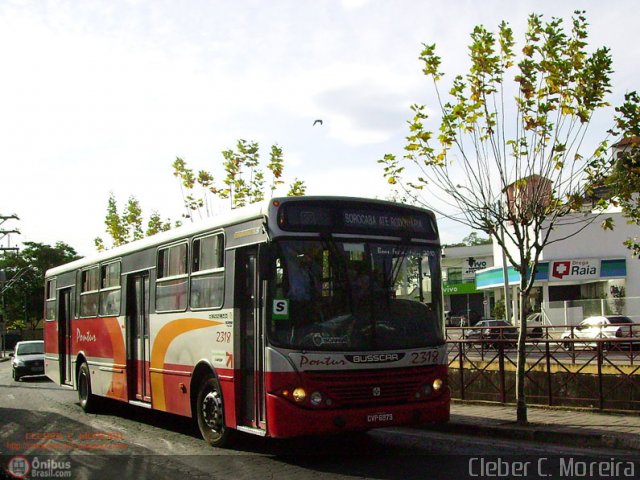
[500,229,513,324]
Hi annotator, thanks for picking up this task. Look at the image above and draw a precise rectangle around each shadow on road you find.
[0,402,455,480]
[0,406,201,480]
[4,376,62,391]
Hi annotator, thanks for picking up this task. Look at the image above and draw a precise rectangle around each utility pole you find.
[1,214,20,252]
[0,214,20,356]
[497,203,513,325]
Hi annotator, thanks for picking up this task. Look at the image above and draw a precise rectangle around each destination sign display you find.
[342,210,428,233]
[277,201,437,239]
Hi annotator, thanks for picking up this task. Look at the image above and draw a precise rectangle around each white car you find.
[11,340,45,381]
[561,315,638,350]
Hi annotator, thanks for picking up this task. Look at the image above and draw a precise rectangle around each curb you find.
[427,420,640,451]
[0,357,10,363]
[452,398,640,417]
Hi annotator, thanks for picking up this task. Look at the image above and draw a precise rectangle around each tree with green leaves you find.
[96,140,306,250]
[94,193,174,251]
[379,11,634,424]
[173,139,306,219]
[600,93,640,257]
[462,232,492,246]
[0,242,79,334]
[447,231,492,247]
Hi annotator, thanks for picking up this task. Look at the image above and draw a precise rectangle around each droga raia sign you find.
[550,259,600,281]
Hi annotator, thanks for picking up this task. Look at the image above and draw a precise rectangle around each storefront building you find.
[475,210,638,326]
[442,244,493,322]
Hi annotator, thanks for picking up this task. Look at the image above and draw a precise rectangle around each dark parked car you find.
[11,340,45,381]
[467,319,518,347]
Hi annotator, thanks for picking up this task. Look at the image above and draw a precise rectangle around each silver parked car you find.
[561,315,638,350]
[11,340,45,381]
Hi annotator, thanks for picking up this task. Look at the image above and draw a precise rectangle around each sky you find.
[0,0,638,256]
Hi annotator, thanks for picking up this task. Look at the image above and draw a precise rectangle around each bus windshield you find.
[268,239,443,351]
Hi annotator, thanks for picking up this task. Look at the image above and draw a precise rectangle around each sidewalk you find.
[428,400,640,451]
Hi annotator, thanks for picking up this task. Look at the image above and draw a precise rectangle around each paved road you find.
[0,361,637,480]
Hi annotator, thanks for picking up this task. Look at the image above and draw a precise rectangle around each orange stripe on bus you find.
[150,318,222,411]
[104,317,127,400]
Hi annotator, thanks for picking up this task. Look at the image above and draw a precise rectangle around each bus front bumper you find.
[265,388,450,438]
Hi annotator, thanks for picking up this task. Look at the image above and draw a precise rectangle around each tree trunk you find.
[515,276,528,424]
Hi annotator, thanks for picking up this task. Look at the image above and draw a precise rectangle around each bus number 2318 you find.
[411,350,439,364]
[216,332,231,343]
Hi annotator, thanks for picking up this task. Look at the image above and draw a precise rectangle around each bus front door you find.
[127,272,151,403]
[235,246,266,431]
[58,288,73,386]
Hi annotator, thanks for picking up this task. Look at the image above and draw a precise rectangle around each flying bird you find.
[313,119,323,126]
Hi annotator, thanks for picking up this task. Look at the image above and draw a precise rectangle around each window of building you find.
[190,234,224,309]
[80,266,100,317]
[45,279,56,320]
[156,243,188,312]
[100,261,121,316]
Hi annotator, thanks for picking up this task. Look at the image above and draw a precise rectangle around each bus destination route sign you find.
[278,201,437,239]
[342,210,428,233]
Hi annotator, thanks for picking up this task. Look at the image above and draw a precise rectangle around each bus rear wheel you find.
[196,376,232,448]
[78,362,98,413]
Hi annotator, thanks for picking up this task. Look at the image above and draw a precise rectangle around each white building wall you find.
[488,211,639,321]
[538,212,640,298]
[443,244,493,274]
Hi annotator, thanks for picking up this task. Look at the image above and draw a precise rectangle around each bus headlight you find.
[292,388,307,403]
[433,378,444,391]
[310,391,323,406]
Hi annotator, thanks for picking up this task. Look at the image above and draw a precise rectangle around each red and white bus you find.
[44,196,449,446]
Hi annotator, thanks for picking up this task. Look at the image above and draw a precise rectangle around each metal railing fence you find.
[446,325,640,412]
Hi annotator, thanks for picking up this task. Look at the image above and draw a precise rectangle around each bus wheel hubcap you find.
[202,390,223,432]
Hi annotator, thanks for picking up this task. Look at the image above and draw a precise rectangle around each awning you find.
[474,258,627,290]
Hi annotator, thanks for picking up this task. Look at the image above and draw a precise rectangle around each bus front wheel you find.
[196,376,232,448]
[78,363,98,413]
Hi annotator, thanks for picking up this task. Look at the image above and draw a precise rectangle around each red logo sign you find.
[552,261,571,279]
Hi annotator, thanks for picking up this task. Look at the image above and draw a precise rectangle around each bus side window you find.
[99,261,121,316]
[80,266,100,317]
[45,278,57,320]
[156,243,188,312]
[190,234,224,310]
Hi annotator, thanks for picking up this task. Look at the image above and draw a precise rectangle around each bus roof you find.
[46,200,269,278]
[46,196,437,278]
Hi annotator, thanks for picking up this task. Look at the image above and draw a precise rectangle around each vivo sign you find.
[550,259,600,281]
